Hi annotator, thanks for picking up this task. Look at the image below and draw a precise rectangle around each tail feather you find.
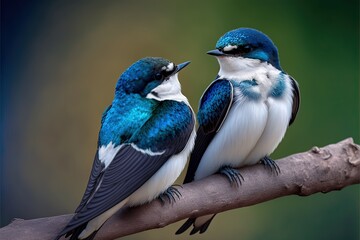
[81,230,98,240]
[175,218,195,235]
[55,223,98,240]
[176,215,216,235]
[69,224,87,240]
[199,216,214,234]
[190,215,215,235]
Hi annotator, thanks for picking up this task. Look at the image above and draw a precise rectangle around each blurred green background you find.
[1,0,359,239]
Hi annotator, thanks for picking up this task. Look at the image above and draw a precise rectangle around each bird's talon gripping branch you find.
[219,166,244,187]
[159,186,183,205]
[260,156,281,175]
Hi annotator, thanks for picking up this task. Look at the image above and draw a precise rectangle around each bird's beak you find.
[175,61,191,73]
[207,49,226,56]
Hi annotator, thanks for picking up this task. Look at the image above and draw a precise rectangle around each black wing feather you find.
[63,140,191,233]
[58,145,166,235]
[75,152,104,213]
[289,76,300,126]
[75,104,112,213]
[183,127,216,183]
[183,79,233,183]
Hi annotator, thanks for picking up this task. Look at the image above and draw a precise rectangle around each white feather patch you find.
[146,74,189,103]
[217,56,282,86]
[223,45,238,52]
[130,143,165,156]
[161,62,175,72]
[98,142,121,169]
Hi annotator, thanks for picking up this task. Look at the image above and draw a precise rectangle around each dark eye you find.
[155,73,163,80]
[241,45,252,53]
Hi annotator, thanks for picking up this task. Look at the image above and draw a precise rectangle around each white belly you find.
[194,94,292,180]
[243,96,292,165]
[194,100,268,180]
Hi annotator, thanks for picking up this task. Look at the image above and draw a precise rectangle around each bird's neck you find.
[145,74,190,104]
[217,56,282,85]
[113,91,157,109]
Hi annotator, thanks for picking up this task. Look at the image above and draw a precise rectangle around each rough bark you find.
[1,138,359,240]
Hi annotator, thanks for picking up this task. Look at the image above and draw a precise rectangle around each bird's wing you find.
[74,152,104,213]
[59,100,194,234]
[75,104,112,213]
[289,76,300,126]
[183,79,233,183]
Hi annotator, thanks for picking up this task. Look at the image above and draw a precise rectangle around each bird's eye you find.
[241,45,252,53]
[155,73,163,80]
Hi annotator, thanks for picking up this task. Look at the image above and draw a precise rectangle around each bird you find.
[176,28,300,235]
[55,57,196,240]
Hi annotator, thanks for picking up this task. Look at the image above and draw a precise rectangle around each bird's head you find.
[207,28,281,71]
[116,57,190,99]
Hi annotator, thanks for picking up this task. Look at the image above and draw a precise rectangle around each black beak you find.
[207,49,226,56]
[175,61,191,73]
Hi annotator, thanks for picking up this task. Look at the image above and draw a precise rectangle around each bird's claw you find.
[219,166,244,187]
[159,185,182,205]
[260,156,281,175]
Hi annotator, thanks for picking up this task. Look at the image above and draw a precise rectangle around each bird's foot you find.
[219,166,244,187]
[159,185,183,205]
[260,156,281,175]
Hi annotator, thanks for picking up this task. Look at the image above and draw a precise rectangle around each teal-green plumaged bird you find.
[56,57,195,240]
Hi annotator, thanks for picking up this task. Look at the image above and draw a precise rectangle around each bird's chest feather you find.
[218,57,287,102]
[232,71,287,103]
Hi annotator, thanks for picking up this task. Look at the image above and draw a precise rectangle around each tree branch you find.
[1,138,359,240]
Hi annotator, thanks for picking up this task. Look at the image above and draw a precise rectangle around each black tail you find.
[55,223,98,240]
[176,215,216,235]
[190,215,215,235]
[175,218,195,235]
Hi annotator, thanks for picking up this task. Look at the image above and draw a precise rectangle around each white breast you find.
[243,80,293,165]
[194,98,268,180]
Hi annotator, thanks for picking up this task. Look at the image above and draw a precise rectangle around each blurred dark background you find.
[1,0,359,239]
